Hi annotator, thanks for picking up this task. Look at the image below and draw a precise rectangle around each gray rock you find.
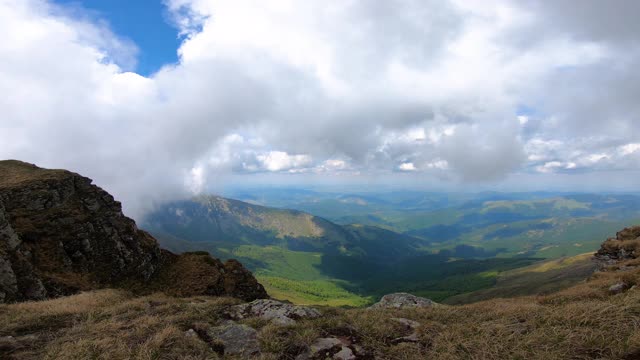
[370,293,435,309]
[207,321,260,357]
[310,337,342,353]
[227,299,321,325]
[334,346,356,360]
[296,338,345,360]
[609,282,629,294]
[296,336,371,360]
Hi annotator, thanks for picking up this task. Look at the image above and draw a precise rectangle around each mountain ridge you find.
[0,160,266,302]
[143,194,427,261]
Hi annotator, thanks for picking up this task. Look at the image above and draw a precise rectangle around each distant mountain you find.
[139,190,640,305]
[143,195,425,262]
[231,188,640,260]
[141,195,547,305]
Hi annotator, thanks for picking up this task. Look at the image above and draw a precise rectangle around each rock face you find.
[153,253,267,301]
[0,160,267,302]
[226,299,322,325]
[370,293,435,309]
[596,226,640,263]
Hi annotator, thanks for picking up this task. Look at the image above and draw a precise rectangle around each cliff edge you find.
[0,160,266,302]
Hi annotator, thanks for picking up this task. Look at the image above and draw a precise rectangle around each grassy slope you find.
[155,239,373,306]
[231,245,372,306]
[3,261,640,359]
[154,234,543,306]
[445,253,597,304]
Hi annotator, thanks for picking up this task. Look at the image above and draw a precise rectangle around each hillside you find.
[143,197,549,305]
[444,252,598,304]
[2,227,640,359]
[0,160,266,303]
[143,195,424,259]
[228,188,640,259]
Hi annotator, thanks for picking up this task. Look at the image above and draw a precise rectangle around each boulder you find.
[227,299,321,325]
[206,321,261,357]
[609,282,629,295]
[152,253,267,301]
[310,337,343,353]
[370,293,434,309]
[296,336,369,360]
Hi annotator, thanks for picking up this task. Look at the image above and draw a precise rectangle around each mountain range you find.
[142,194,599,305]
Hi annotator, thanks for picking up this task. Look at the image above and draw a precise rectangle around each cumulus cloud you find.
[0,0,639,218]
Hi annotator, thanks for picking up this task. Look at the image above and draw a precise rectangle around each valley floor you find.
[2,262,640,360]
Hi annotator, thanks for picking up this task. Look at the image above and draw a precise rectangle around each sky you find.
[0,0,639,218]
[51,0,180,75]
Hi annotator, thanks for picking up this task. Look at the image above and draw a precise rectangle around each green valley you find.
[139,192,640,306]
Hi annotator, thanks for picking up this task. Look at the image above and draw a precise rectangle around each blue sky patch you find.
[53,0,180,76]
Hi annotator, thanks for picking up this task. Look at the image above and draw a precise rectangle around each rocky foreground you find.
[0,160,266,303]
[1,226,639,360]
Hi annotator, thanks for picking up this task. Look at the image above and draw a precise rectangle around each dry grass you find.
[257,264,640,359]
[0,160,70,188]
[0,290,240,359]
[3,260,640,359]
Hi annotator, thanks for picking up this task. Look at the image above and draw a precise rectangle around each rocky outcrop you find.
[152,253,267,301]
[369,293,435,309]
[596,226,640,264]
[0,160,267,302]
[226,299,322,325]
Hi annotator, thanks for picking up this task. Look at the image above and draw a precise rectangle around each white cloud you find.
[398,162,417,171]
[1,0,640,217]
[425,160,449,170]
[536,161,566,173]
[517,115,529,125]
[321,159,348,171]
[584,153,609,164]
[185,165,205,193]
[256,151,312,172]
[620,143,640,156]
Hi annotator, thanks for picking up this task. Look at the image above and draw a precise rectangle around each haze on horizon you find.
[1,0,639,217]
